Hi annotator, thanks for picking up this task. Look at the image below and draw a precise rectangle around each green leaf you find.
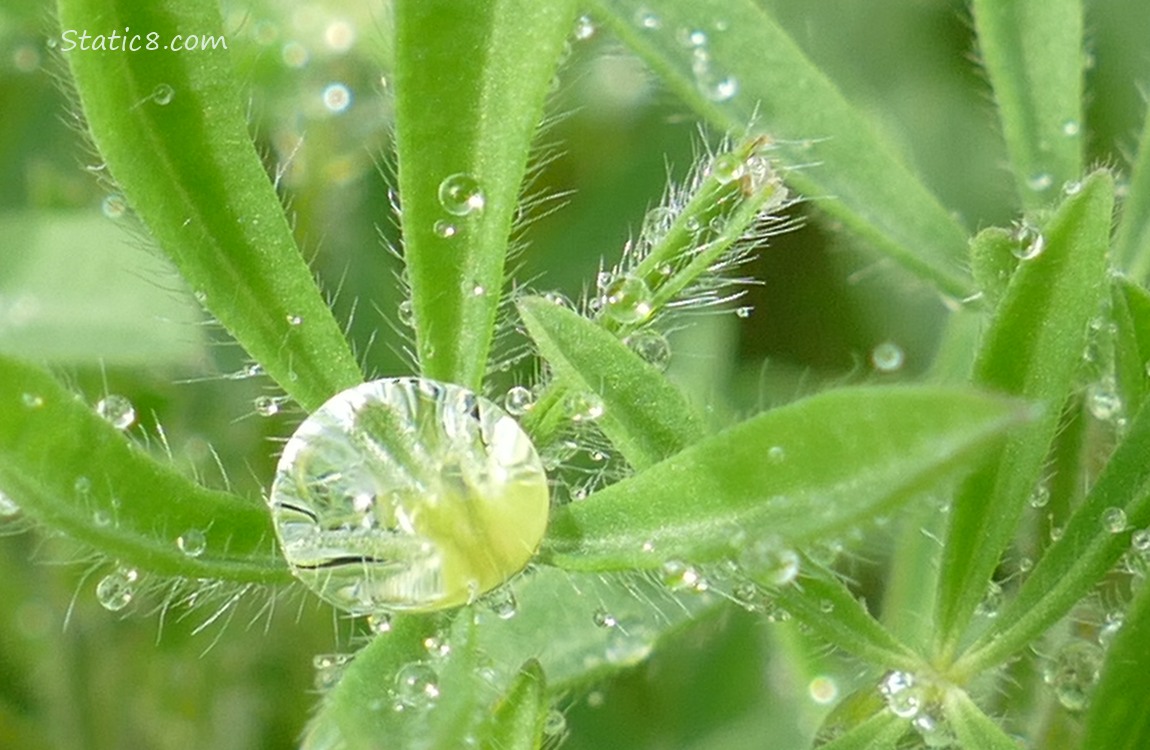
[952,394,1150,678]
[1112,277,1150,416]
[971,0,1084,209]
[0,355,288,583]
[1114,104,1150,281]
[815,708,905,750]
[0,212,205,366]
[934,170,1114,657]
[517,296,705,469]
[542,386,1031,571]
[1081,573,1150,750]
[944,689,1021,750]
[55,0,362,411]
[589,0,972,299]
[969,227,1018,310]
[478,660,546,750]
[395,0,577,389]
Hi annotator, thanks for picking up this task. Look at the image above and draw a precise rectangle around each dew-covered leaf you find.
[815,707,905,750]
[589,0,972,298]
[0,355,288,583]
[518,296,705,469]
[935,170,1113,656]
[56,0,362,411]
[944,689,1021,750]
[1115,105,1150,281]
[971,0,1084,209]
[395,0,577,390]
[542,386,1030,571]
[0,212,205,366]
[1081,573,1150,750]
[1112,277,1150,416]
[478,660,546,750]
[969,226,1017,310]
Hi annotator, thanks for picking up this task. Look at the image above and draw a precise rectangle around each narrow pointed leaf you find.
[478,660,546,750]
[945,689,1021,750]
[589,0,972,298]
[935,170,1113,656]
[816,709,905,750]
[56,0,363,411]
[969,227,1017,310]
[1081,574,1150,750]
[1113,277,1150,416]
[518,296,705,469]
[1115,106,1150,281]
[542,386,1030,571]
[0,355,288,583]
[971,0,1084,209]
[395,0,578,389]
[954,395,1150,677]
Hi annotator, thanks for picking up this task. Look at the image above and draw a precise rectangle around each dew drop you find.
[1027,173,1053,192]
[634,7,661,30]
[504,386,535,416]
[482,585,518,620]
[690,49,737,102]
[739,537,799,586]
[1087,381,1122,421]
[1029,484,1051,509]
[734,305,752,319]
[641,206,675,239]
[96,395,136,430]
[394,662,440,710]
[767,445,786,464]
[1011,221,1045,260]
[1102,507,1127,534]
[177,529,207,558]
[21,392,44,408]
[438,173,485,216]
[254,395,281,417]
[324,19,356,52]
[322,83,352,113]
[313,653,352,691]
[623,330,671,370]
[1044,641,1102,712]
[1099,612,1124,647]
[152,83,175,105]
[710,153,745,184]
[659,559,706,591]
[1063,180,1083,196]
[592,607,617,628]
[433,220,457,238]
[398,300,415,327]
[286,314,303,326]
[0,489,20,518]
[975,580,1003,618]
[1062,119,1081,136]
[101,194,127,219]
[96,566,138,611]
[1132,528,1150,552]
[564,391,605,422]
[602,275,653,324]
[367,612,393,634]
[543,709,567,736]
[267,378,550,613]
[573,15,595,40]
[878,671,922,719]
[870,341,905,373]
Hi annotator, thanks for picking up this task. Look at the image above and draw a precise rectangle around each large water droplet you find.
[177,529,207,557]
[870,342,905,373]
[1029,484,1051,508]
[394,662,440,710]
[1011,222,1045,260]
[1102,507,1127,534]
[573,15,595,40]
[437,173,485,216]
[603,275,653,324]
[268,378,550,613]
[878,671,922,719]
[504,386,535,416]
[564,391,605,422]
[152,83,175,105]
[623,330,671,370]
[0,489,20,518]
[1044,641,1102,711]
[96,566,138,611]
[96,395,135,430]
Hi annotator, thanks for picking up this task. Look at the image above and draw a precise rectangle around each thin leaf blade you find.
[945,689,1021,750]
[478,660,547,750]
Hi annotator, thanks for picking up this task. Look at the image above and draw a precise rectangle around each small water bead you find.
[767,445,786,464]
[1099,612,1124,647]
[254,395,282,417]
[367,612,393,634]
[641,206,675,240]
[268,378,549,613]
[634,7,661,30]
[911,704,957,748]
[710,152,745,184]
[481,585,518,620]
[602,275,653,324]
[1132,528,1150,552]
[433,220,457,238]
[1029,484,1051,509]
[74,476,92,498]
[151,83,175,105]
[1044,641,1102,712]
[0,490,20,518]
[878,670,922,719]
[975,580,1004,618]
[870,341,905,373]
[322,83,352,113]
[397,300,415,327]
[394,662,440,710]
[96,395,135,430]
[734,305,752,319]
[739,537,799,586]
[21,392,44,408]
[1087,381,1122,421]
[1102,506,1128,534]
[573,15,595,40]
[286,314,303,326]
[564,391,605,422]
[437,173,485,216]
[691,49,738,102]
[1063,180,1083,196]
[101,194,127,219]
[623,330,671,370]
[1062,119,1081,136]
[313,653,352,690]
[423,634,452,659]
[592,607,617,628]
[504,386,535,416]
[177,529,207,558]
[659,559,706,591]
[1027,173,1054,192]
[1011,222,1045,260]
[96,567,138,611]
[543,709,567,736]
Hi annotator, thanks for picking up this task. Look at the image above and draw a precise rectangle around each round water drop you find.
[96,394,135,430]
[634,7,661,30]
[368,612,393,634]
[871,341,905,372]
[592,607,617,628]
[659,559,704,591]
[975,580,1004,618]
[254,395,281,417]
[1099,612,1124,647]
[573,15,595,40]
[623,330,671,370]
[394,662,440,710]
[1027,173,1053,192]
[1029,484,1051,509]
[96,567,138,611]
[286,314,303,326]
[1062,119,1081,137]
[177,529,207,558]
[101,194,127,219]
[603,275,653,324]
[482,585,518,620]
[0,489,20,518]
[1044,641,1102,712]
[313,653,352,691]
[564,391,605,422]
[438,173,485,216]
[1011,222,1045,260]
[152,83,175,105]
[322,83,352,113]
[641,206,675,240]
[1132,528,1150,552]
[397,300,415,327]
[433,220,457,238]
[734,305,752,319]
[710,152,745,184]
[740,537,799,586]
[1063,180,1083,196]
[1102,506,1127,534]
[268,378,550,614]
[878,670,922,719]
[543,709,567,736]
[767,445,786,464]
[691,52,738,102]
[504,385,535,416]
[1087,382,1122,421]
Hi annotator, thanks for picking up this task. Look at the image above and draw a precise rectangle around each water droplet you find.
[710,153,745,184]
[313,653,352,690]
[623,330,671,370]
[268,378,550,613]
[286,314,303,326]
[1029,484,1051,508]
[0,489,20,518]
[592,607,617,628]
[1132,528,1150,552]
[911,704,956,747]
[367,612,393,634]
[437,173,485,216]
[1099,612,1124,647]
[564,391,605,422]
[1062,120,1081,136]
[543,709,567,736]
[1011,221,1045,261]
[398,300,415,327]
[1027,173,1053,192]
[659,559,706,591]
[482,585,518,619]
[602,275,653,324]
[676,27,708,47]
[74,476,92,498]
[634,7,661,29]
[96,395,135,430]
[808,676,838,705]
[870,341,905,372]
[878,671,922,719]
[21,393,43,408]
[975,580,1003,618]
[101,194,127,219]
[641,206,675,240]
[422,634,452,659]
[1044,641,1102,711]
[254,395,281,417]
[1063,180,1083,196]
[96,566,138,611]
[691,49,737,102]
[740,537,799,586]
[1102,507,1127,534]
[177,529,207,557]
[1087,381,1122,421]
[504,386,535,416]
[152,83,174,105]
[322,83,352,113]
[433,220,457,238]
[767,446,786,464]
[734,305,752,319]
[573,15,595,40]
[394,662,440,710]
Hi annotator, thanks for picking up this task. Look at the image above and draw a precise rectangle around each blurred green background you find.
[1,0,1148,747]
